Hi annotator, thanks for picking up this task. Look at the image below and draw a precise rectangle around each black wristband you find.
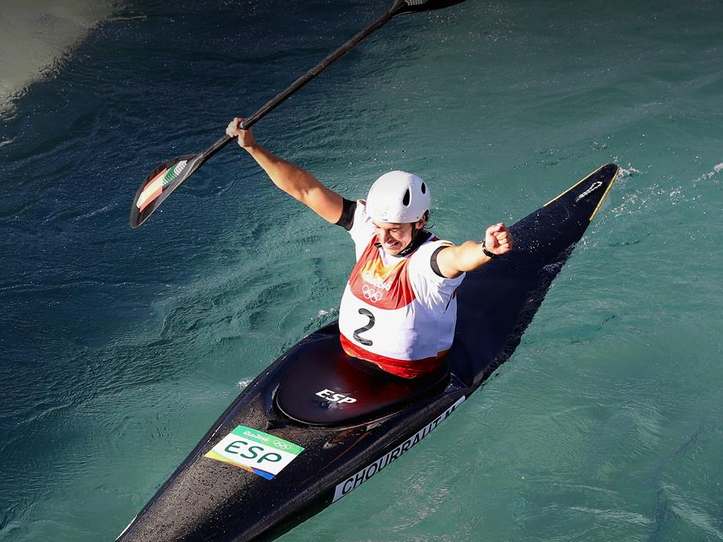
[481,241,499,259]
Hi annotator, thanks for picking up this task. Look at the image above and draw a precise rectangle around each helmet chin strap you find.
[397,229,425,256]
[395,226,431,257]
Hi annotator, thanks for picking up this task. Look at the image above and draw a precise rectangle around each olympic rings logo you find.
[362,284,383,303]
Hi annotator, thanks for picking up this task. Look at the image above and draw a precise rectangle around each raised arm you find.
[435,223,514,278]
[226,118,344,224]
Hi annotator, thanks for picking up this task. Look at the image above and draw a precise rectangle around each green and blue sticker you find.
[205,426,304,480]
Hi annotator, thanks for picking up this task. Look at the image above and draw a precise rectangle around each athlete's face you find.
[372,219,424,256]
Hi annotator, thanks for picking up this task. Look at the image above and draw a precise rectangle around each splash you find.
[695,162,723,182]
[617,164,642,179]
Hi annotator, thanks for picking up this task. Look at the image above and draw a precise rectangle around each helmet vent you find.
[402,189,411,206]
[421,182,427,194]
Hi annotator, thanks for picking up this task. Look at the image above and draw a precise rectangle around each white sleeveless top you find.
[338,202,465,378]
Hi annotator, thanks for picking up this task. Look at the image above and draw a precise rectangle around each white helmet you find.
[366,171,430,223]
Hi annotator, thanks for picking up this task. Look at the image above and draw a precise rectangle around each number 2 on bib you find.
[353,308,375,346]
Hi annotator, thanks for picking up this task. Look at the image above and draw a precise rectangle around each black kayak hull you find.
[117,164,619,542]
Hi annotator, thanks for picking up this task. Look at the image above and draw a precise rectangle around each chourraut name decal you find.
[332,396,465,502]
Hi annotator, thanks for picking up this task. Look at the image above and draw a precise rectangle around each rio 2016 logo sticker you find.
[205,426,304,480]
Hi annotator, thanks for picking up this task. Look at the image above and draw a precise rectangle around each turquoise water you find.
[1,0,722,540]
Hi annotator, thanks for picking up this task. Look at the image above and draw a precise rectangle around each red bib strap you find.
[340,334,447,379]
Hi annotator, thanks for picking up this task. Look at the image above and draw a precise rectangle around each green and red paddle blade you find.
[129,154,202,229]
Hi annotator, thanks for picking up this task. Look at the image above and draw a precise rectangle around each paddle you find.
[129,0,468,228]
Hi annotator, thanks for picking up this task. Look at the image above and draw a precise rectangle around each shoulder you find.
[412,237,452,260]
[409,238,464,283]
[347,200,375,246]
[336,198,367,231]
[352,200,372,230]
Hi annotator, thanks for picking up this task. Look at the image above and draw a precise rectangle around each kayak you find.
[117,164,619,542]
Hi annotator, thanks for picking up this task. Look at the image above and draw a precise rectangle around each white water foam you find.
[617,164,642,179]
[694,162,723,182]
[0,0,117,118]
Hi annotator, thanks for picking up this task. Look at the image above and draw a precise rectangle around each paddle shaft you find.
[200,8,397,163]
[131,0,471,228]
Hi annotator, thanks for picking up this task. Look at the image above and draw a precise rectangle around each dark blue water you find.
[2,0,723,540]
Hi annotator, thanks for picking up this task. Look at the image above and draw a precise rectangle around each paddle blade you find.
[392,0,468,15]
[129,154,201,228]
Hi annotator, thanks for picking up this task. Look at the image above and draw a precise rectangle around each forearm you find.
[245,142,322,203]
[443,241,492,274]
[241,138,344,224]
[226,117,342,222]
[436,224,513,278]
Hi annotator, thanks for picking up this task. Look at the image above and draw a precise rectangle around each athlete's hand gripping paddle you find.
[129,0,467,228]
